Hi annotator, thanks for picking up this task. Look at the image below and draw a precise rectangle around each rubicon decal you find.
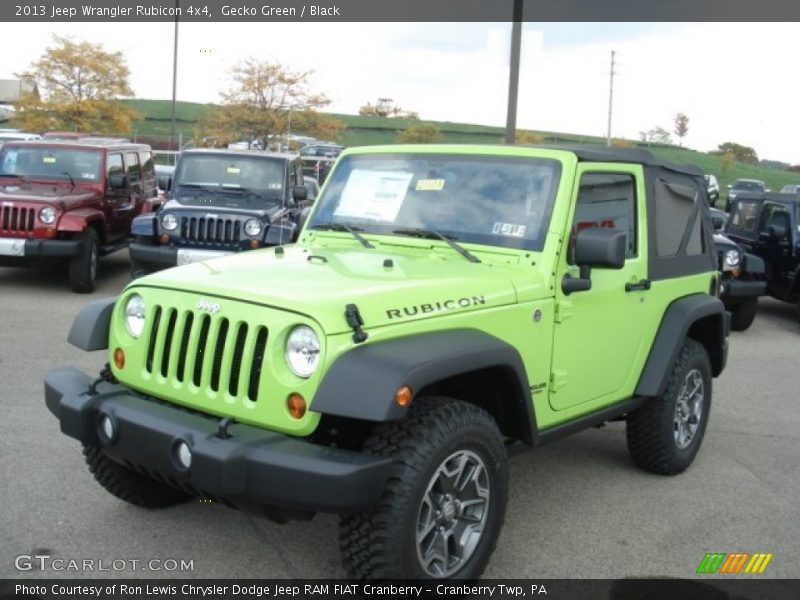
[696,552,773,574]
[386,296,486,320]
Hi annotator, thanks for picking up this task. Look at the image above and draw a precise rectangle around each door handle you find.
[625,279,651,292]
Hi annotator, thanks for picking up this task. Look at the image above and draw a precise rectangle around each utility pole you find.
[170,0,180,150]
[504,0,523,144]
[606,50,616,146]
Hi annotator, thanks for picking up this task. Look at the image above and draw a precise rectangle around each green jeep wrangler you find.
[45,145,729,580]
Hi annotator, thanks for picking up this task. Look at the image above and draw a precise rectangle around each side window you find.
[126,152,141,184]
[729,200,761,232]
[106,153,124,183]
[572,172,636,259]
[140,151,156,191]
[294,161,305,186]
[759,204,790,237]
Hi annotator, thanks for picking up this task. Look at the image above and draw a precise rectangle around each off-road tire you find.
[339,397,508,580]
[82,444,192,508]
[68,228,99,293]
[626,338,712,475]
[729,298,758,331]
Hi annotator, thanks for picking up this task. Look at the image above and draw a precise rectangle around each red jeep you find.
[0,139,159,292]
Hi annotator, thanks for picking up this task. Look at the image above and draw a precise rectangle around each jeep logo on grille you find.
[196,299,221,314]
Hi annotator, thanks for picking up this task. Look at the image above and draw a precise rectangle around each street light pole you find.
[170,0,179,150]
[606,50,616,146]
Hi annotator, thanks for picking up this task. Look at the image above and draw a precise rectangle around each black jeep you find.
[725,193,800,322]
[129,149,307,276]
[709,207,766,331]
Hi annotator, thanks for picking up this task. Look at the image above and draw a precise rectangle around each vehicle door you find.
[104,151,138,237]
[756,202,794,293]
[549,165,650,412]
[725,199,761,254]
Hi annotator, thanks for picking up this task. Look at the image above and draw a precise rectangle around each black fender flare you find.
[635,294,728,398]
[311,329,536,442]
[67,296,117,351]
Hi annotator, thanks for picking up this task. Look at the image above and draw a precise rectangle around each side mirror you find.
[563,228,626,295]
[292,185,308,202]
[108,174,127,190]
[157,175,172,192]
[768,224,787,240]
[711,214,725,232]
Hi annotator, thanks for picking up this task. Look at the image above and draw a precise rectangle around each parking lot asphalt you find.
[1,254,799,581]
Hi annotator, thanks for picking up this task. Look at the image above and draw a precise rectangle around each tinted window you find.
[732,180,764,192]
[653,178,704,257]
[572,173,636,258]
[309,153,561,251]
[126,152,140,181]
[140,151,156,192]
[729,200,761,232]
[759,204,791,235]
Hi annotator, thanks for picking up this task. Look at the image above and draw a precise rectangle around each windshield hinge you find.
[345,303,368,344]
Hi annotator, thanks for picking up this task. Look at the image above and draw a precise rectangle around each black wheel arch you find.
[635,294,728,398]
[311,329,536,445]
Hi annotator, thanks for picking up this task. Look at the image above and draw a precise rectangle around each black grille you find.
[145,306,269,402]
[1,206,35,233]
[180,216,242,246]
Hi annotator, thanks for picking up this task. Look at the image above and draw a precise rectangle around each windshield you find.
[173,154,286,208]
[0,146,102,182]
[308,153,561,251]
[733,180,764,191]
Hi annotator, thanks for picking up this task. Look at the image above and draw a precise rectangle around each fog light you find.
[287,393,307,419]
[395,385,413,407]
[113,348,125,369]
[175,440,192,470]
[99,414,116,442]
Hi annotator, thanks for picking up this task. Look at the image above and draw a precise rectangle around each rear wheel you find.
[627,338,712,475]
[83,444,191,508]
[68,228,99,293]
[729,298,758,331]
[339,397,508,580]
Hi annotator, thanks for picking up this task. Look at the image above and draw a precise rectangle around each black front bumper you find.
[720,277,767,303]
[0,239,82,266]
[44,367,392,513]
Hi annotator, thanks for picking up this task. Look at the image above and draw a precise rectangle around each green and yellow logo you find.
[696,552,773,574]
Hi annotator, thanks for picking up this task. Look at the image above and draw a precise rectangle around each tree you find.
[196,59,345,149]
[639,126,672,145]
[396,123,443,144]
[513,130,545,145]
[717,152,735,175]
[711,142,758,165]
[673,113,689,146]
[12,35,139,133]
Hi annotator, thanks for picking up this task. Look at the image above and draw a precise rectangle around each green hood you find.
[133,244,544,334]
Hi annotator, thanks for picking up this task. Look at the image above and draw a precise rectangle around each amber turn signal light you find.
[249,239,261,249]
[395,385,413,407]
[113,348,125,370]
[159,234,170,244]
[287,393,306,419]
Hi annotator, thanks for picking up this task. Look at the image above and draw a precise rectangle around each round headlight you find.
[125,294,146,338]
[161,213,178,231]
[39,206,57,224]
[244,219,262,237]
[285,325,320,378]
[724,249,741,268]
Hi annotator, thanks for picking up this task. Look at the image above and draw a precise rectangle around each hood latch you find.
[345,303,368,344]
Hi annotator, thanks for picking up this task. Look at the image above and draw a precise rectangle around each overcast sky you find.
[3,22,800,164]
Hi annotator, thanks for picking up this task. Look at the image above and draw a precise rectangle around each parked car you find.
[725,193,800,322]
[300,144,345,185]
[779,184,800,194]
[725,178,767,212]
[0,139,160,292]
[47,145,728,580]
[128,149,307,276]
[711,208,767,331]
[704,174,719,204]
[0,131,42,147]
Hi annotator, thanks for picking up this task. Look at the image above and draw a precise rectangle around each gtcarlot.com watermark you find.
[14,553,194,572]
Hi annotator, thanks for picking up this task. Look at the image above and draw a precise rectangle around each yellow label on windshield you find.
[42,156,56,164]
[416,178,445,191]
[226,166,241,174]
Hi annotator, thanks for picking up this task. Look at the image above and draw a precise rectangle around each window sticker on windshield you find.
[492,222,527,237]
[81,173,96,180]
[335,169,413,222]
[268,183,282,190]
[416,178,445,191]
[43,156,56,164]
[226,166,241,174]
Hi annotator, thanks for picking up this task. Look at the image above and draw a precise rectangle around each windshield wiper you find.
[392,227,481,263]
[61,171,75,189]
[310,222,375,249]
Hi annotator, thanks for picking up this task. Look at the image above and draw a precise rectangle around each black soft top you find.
[542,144,703,177]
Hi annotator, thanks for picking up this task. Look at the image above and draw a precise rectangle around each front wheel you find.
[729,298,758,331]
[626,338,712,475]
[68,228,99,293]
[339,397,508,580]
